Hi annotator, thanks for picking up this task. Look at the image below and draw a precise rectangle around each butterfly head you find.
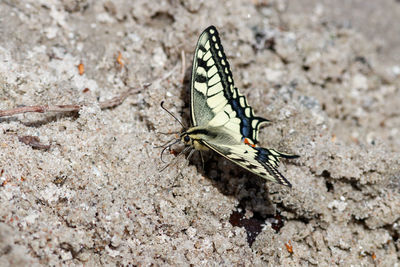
[180,129,209,151]
[180,131,192,145]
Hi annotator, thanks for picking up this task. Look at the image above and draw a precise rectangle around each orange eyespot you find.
[243,138,255,148]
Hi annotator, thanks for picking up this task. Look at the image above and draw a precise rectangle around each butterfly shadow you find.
[189,152,287,246]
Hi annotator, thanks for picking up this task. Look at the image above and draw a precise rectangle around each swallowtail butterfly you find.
[164,26,298,187]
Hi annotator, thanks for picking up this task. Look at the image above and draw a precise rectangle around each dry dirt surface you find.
[1,0,400,266]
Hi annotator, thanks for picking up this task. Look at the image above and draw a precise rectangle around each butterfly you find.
[161,26,298,187]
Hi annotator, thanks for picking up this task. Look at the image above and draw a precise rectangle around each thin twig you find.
[0,83,150,118]
[98,84,149,109]
[18,135,51,150]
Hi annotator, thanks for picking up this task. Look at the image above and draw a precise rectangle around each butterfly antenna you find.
[160,101,186,129]
[156,131,181,135]
[153,137,179,149]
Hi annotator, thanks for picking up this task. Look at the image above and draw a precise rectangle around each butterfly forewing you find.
[190,26,268,145]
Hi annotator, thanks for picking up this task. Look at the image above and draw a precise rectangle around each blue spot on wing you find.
[255,147,275,163]
[230,98,250,136]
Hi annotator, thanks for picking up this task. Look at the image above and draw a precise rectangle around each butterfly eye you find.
[184,135,190,143]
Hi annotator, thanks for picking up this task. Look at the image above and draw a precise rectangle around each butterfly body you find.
[178,26,298,187]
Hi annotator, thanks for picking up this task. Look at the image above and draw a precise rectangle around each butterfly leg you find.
[172,147,196,186]
[159,145,191,172]
[199,151,205,170]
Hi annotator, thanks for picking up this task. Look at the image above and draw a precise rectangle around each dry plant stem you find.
[18,135,50,150]
[0,84,150,118]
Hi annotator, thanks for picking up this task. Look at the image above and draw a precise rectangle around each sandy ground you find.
[1,0,400,266]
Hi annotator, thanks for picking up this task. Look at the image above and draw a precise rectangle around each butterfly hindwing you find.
[190,26,268,145]
[204,142,294,187]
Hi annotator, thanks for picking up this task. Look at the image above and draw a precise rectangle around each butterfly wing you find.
[190,26,268,145]
[204,141,298,187]
[187,26,298,186]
